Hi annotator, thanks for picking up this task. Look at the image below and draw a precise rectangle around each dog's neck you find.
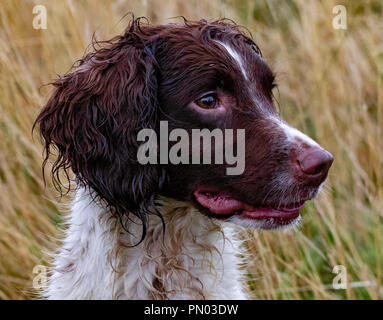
[44,187,248,299]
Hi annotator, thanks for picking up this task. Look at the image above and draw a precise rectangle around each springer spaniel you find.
[34,18,333,299]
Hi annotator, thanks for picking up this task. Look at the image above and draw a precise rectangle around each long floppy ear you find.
[34,20,166,240]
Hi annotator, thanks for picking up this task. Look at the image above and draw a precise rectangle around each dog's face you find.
[35,19,333,235]
[156,24,333,229]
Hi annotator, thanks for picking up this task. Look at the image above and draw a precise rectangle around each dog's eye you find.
[195,94,218,109]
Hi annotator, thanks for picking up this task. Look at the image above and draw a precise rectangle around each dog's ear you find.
[34,21,166,239]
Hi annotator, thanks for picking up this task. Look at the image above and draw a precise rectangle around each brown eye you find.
[195,94,218,109]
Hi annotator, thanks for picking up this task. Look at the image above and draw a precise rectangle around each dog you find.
[34,17,333,299]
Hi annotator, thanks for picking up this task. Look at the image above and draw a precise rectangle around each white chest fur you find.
[44,188,248,299]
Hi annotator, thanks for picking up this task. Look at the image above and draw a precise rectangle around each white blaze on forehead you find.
[215,41,248,80]
[274,118,319,147]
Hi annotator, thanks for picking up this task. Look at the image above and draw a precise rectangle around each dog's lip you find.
[193,189,306,220]
[240,204,303,221]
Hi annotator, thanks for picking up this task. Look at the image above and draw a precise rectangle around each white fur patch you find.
[215,41,248,80]
[43,188,249,300]
[228,214,302,230]
[275,118,319,147]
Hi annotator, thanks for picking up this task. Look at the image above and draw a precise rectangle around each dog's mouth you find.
[194,189,307,226]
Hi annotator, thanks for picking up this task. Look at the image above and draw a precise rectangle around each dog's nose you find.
[297,146,333,183]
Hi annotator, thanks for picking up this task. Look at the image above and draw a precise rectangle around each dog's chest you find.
[44,190,247,299]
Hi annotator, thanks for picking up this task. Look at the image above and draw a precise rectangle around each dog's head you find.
[34,17,333,237]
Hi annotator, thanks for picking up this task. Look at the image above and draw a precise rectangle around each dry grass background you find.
[0,0,382,299]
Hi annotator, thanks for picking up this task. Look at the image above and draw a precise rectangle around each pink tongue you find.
[194,192,250,214]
